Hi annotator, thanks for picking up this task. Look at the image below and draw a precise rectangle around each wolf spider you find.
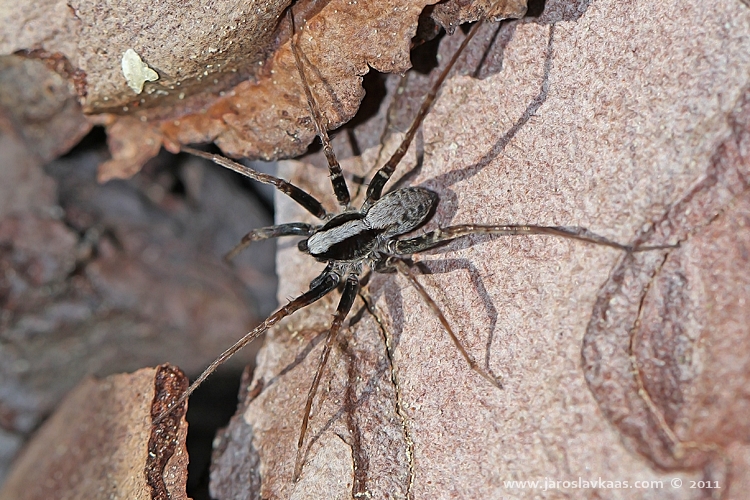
[158,7,673,481]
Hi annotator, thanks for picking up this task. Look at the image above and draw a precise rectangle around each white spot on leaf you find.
[121,48,159,94]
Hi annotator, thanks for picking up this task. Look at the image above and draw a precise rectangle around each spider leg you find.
[393,258,502,389]
[293,274,360,481]
[153,271,340,424]
[363,18,486,207]
[182,146,327,219]
[394,224,678,255]
[224,222,315,262]
[288,9,351,207]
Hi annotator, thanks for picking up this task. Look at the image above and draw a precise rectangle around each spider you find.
[158,7,673,482]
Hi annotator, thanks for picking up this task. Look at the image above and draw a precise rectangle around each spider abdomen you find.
[365,187,438,238]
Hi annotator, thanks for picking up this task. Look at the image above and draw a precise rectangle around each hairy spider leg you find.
[393,224,679,255]
[393,258,502,388]
[293,274,360,482]
[182,146,328,219]
[288,9,351,207]
[154,272,340,424]
[362,16,486,208]
[224,222,315,262]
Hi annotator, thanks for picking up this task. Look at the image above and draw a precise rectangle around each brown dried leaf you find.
[0,365,189,500]
[0,0,528,180]
[101,0,446,180]
[211,0,750,498]
[98,115,163,181]
[0,0,289,112]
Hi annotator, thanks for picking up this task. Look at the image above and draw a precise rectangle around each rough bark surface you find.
[211,0,750,499]
[0,365,189,500]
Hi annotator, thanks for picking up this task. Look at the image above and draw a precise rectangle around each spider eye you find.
[298,239,309,252]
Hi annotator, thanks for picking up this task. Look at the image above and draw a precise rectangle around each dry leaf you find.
[0,0,528,180]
